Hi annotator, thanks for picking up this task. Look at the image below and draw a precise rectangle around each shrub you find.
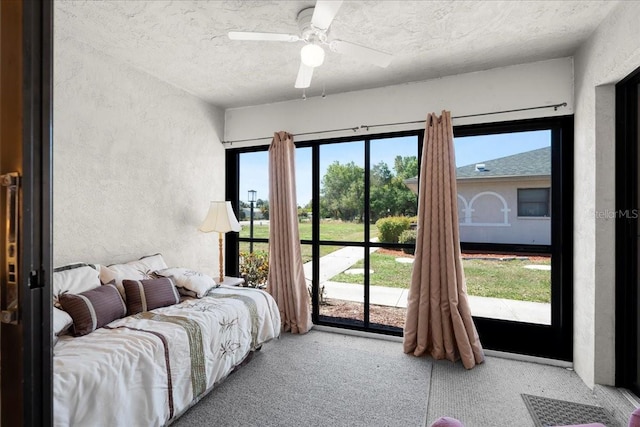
[399,229,417,255]
[376,216,412,243]
[239,250,269,288]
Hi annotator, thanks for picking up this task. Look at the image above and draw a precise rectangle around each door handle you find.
[1,172,20,324]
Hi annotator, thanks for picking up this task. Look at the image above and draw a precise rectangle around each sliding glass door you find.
[454,130,552,325]
[454,117,573,360]
[314,136,419,332]
[616,66,640,396]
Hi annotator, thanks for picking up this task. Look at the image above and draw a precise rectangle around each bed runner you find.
[134,312,207,399]
[206,292,260,348]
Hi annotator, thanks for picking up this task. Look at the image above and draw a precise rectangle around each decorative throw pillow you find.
[122,277,180,315]
[100,253,169,298]
[629,407,640,427]
[53,263,101,307]
[429,417,465,427]
[52,307,73,336]
[58,284,126,337]
[154,267,218,298]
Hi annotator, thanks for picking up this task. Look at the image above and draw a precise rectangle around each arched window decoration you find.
[457,194,470,224]
[464,191,510,226]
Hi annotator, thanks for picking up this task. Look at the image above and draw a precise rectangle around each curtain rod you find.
[222,102,567,146]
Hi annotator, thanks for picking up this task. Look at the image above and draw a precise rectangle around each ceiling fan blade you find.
[311,0,344,30]
[228,31,300,42]
[295,63,314,88]
[330,39,393,68]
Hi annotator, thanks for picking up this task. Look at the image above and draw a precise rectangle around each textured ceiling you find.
[55,0,618,109]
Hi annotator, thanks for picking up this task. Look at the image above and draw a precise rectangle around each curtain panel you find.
[403,111,484,369]
[267,131,312,334]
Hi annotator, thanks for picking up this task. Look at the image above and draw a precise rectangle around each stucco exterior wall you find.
[53,34,226,276]
[457,178,551,245]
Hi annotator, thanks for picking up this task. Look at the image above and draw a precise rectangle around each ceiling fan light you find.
[301,43,325,68]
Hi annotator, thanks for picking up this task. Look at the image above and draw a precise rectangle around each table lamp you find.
[199,201,242,283]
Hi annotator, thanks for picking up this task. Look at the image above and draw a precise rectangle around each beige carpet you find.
[172,330,432,427]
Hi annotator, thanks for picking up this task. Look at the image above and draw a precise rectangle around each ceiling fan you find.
[228,0,393,89]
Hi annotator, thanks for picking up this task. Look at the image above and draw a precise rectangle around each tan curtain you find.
[267,131,312,334]
[403,111,484,369]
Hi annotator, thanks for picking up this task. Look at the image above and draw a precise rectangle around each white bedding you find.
[53,285,281,427]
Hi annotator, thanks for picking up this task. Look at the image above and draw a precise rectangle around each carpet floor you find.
[172,329,622,427]
[426,354,608,427]
[173,330,432,427]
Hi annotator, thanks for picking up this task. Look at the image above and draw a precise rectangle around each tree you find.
[394,155,419,179]
[257,199,269,220]
[319,157,418,223]
[238,200,248,221]
[369,156,418,222]
[320,161,364,221]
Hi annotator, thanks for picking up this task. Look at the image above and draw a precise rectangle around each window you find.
[518,188,550,217]
[227,116,574,360]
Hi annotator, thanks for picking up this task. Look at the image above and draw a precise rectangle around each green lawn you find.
[462,258,550,303]
[238,221,551,303]
[331,252,551,303]
[239,220,377,241]
[332,252,413,288]
[239,220,378,263]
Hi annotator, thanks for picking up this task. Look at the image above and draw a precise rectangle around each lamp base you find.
[218,233,224,284]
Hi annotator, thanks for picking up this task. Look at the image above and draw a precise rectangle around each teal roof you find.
[456,146,550,179]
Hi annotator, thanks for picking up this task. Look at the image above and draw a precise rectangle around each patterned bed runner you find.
[134,312,207,399]
[206,292,260,348]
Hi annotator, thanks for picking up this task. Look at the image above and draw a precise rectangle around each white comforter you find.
[53,286,281,427]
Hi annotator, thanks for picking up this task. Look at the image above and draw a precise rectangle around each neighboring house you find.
[404,147,551,245]
[241,207,264,220]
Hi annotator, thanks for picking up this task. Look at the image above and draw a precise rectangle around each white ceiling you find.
[55,0,619,109]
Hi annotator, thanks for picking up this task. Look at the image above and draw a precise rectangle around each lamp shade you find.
[199,201,241,233]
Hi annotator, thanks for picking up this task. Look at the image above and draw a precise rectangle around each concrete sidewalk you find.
[319,280,550,325]
[303,245,551,325]
[302,245,378,284]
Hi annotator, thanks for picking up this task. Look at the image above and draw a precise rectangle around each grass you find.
[462,258,550,303]
[238,221,551,303]
[332,252,413,288]
[239,220,378,263]
[331,252,551,303]
[239,220,377,241]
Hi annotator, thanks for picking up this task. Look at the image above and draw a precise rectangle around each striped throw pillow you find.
[58,284,126,336]
[122,277,180,315]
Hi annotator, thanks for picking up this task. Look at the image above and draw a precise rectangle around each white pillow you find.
[53,307,73,340]
[100,253,169,297]
[53,263,101,306]
[155,267,217,298]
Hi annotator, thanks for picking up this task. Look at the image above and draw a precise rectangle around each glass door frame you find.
[0,0,53,424]
[454,116,574,361]
[615,65,640,395]
[309,132,423,335]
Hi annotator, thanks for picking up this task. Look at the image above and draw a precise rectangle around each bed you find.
[52,255,281,427]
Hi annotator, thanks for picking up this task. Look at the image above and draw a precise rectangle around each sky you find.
[239,129,551,207]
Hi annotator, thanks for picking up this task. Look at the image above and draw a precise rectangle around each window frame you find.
[517,187,551,217]
[225,115,574,360]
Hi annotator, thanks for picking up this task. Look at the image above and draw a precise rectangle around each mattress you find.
[53,285,281,427]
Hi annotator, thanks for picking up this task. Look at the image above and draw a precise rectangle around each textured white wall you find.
[53,35,226,276]
[224,58,574,147]
[573,1,640,387]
